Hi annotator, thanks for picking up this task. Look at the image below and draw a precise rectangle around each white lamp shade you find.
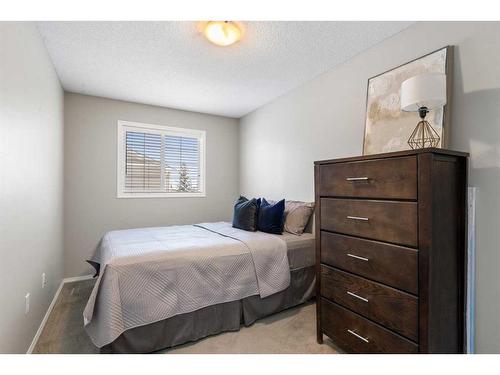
[400,73,447,112]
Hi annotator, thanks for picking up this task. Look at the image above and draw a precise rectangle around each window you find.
[117,121,206,198]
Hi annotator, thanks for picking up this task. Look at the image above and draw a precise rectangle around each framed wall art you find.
[363,46,453,155]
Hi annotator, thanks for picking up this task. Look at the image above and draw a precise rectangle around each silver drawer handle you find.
[347,329,370,343]
[347,291,369,303]
[347,215,369,221]
[347,253,369,262]
[346,177,369,181]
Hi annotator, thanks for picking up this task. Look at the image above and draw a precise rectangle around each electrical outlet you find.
[42,273,47,288]
[25,293,30,315]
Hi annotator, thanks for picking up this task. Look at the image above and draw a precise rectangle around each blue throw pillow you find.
[232,196,260,231]
[258,198,285,234]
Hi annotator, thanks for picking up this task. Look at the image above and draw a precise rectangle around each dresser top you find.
[314,148,469,165]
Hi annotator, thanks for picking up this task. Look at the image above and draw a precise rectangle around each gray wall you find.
[0,23,64,353]
[64,93,239,277]
[239,22,500,353]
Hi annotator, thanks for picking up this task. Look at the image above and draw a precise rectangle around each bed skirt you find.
[101,266,315,353]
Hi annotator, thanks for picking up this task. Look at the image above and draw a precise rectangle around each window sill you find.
[117,192,206,199]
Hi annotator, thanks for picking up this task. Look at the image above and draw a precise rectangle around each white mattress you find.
[271,232,315,270]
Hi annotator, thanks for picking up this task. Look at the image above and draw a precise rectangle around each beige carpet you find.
[33,279,339,354]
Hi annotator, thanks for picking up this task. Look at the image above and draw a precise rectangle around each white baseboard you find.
[26,274,94,354]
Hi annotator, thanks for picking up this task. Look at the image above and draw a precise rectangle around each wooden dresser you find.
[314,148,468,353]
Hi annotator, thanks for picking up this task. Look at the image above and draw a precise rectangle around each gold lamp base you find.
[408,120,441,149]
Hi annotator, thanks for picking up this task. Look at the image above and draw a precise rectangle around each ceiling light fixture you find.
[203,21,242,47]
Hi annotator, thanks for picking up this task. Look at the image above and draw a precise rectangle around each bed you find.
[83,221,315,353]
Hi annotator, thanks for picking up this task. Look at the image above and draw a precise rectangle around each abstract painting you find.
[363,46,452,155]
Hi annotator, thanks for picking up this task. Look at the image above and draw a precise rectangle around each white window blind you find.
[125,131,162,191]
[117,121,205,198]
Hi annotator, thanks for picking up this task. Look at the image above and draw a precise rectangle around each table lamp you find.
[400,73,446,149]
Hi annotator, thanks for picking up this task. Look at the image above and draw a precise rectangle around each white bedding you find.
[83,222,290,348]
[276,232,315,269]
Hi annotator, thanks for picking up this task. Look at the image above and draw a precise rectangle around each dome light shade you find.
[203,21,241,47]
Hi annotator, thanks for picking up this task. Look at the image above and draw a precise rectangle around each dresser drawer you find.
[321,298,418,353]
[321,232,418,294]
[321,266,418,341]
[319,156,417,199]
[320,198,418,247]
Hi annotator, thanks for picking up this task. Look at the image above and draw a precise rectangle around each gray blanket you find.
[83,222,290,348]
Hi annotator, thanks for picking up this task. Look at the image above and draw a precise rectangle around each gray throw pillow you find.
[232,196,260,231]
[284,200,315,235]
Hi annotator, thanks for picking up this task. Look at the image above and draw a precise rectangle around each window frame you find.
[117,120,206,198]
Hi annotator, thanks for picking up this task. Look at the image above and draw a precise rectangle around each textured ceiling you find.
[37,21,412,118]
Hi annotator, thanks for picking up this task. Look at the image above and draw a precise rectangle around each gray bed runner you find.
[83,222,289,348]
